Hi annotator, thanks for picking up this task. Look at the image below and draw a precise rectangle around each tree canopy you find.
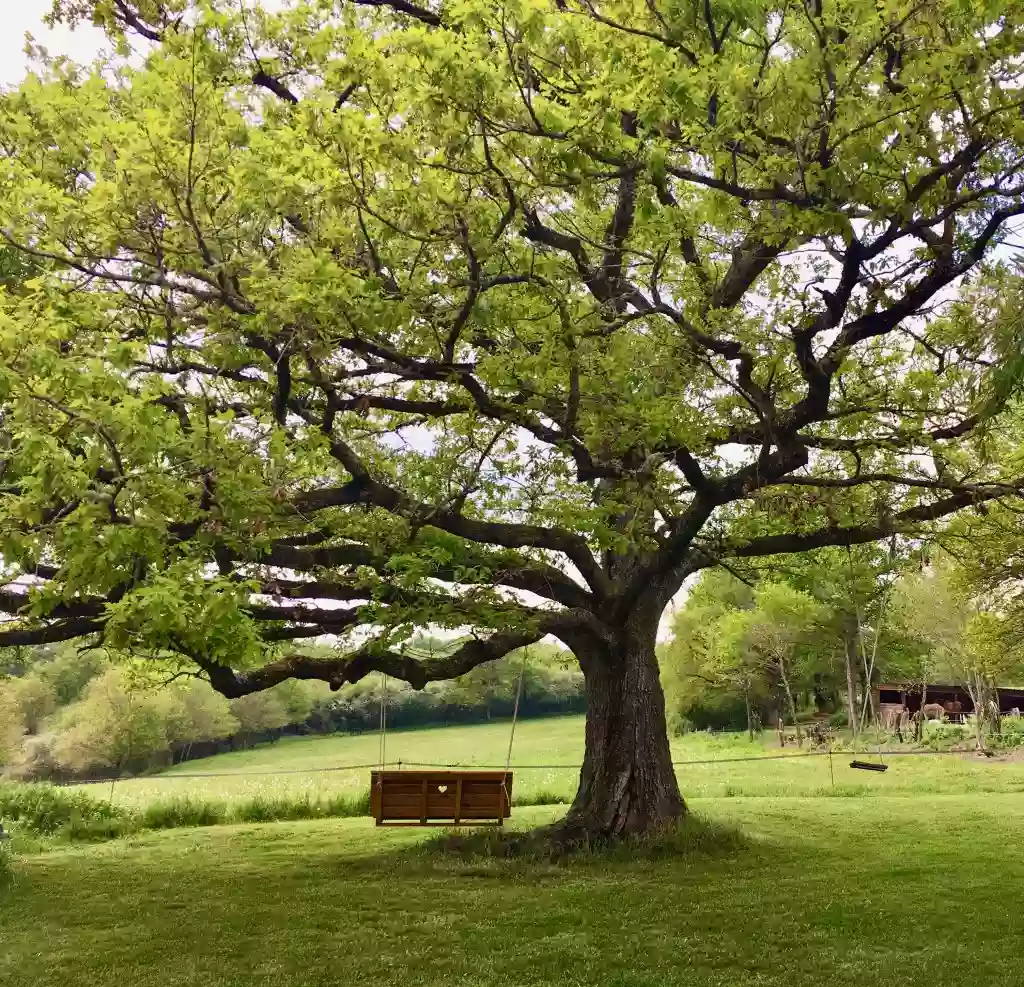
[3,0,1024,836]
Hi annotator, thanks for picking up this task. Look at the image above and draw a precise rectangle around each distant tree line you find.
[0,640,582,781]
[659,543,1024,750]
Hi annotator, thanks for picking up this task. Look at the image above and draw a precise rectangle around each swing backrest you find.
[370,769,513,826]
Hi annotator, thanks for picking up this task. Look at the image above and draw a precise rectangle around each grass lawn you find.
[88,714,1024,808]
[4,794,1024,986]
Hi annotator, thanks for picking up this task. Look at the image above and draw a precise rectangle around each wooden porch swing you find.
[369,651,525,827]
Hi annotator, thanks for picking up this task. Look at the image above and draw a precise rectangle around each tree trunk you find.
[843,624,859,737]
[744,679,754,742]
[779,661,802,747]
[967,674,986,752]
[858,654,878,732]
[559,623,685,842]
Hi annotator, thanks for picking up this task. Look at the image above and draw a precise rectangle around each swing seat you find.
[849,760,888,772]
[370,769,513,826]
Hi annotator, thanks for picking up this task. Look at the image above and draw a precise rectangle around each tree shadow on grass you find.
[345,811,764,882]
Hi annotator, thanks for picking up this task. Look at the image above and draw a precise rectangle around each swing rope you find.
[847,544,896,774]
[500,648,528,816]
[373,648,526,820]
[377,672,388,777]
[505,649,527,776]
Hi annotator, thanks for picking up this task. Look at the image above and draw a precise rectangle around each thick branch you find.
[723,481,1024,560]
[198,625,554,698]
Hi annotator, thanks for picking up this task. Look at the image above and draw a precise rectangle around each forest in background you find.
[0,639,582,781]
[7,539,1024,782]
[661,542,1024,752]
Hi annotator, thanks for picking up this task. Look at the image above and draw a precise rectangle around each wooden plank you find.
[375,820,504,828]
[373,781,383,826]
[371,769,513,825]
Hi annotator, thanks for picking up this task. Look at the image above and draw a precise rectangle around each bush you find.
[988,717,1024,751]
[0,780,381,843]
[59,815,137,842]
[140,797,228,829]
[669,712,695,736]
[231,791,370,823]
[924,721,970,749]
[0,782,127,836]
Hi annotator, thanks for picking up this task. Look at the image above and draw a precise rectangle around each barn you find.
[875,683,1024,719]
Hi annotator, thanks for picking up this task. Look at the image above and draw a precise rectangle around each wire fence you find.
[69,745,990,785]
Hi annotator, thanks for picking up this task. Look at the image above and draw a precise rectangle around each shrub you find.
[983,717,1024,751]
[320,790,371,819]
[60,815,137,842]
[0,782,126,836]
[140,797,228,829]
[231,791,370,823]
[669,713,695,736]
[923,721,970,749]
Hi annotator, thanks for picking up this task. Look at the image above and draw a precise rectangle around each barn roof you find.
[878,683,1024,700]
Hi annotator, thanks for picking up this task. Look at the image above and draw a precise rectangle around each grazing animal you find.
[808,720,830,748]
[882,705,911,741]
[921,702,946,722]
[1009,708,1021,719]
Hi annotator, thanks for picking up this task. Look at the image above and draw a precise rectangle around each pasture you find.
[5,716,1024,987]
[82,714,1024,810]
[4,793,1024,986]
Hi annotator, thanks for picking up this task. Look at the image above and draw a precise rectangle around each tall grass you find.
[0,781,374,842]
[0,782,127,836]
[0,839,13,891]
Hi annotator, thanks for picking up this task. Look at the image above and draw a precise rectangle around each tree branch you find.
[196,617,587,697]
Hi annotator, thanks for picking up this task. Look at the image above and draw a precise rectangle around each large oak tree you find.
[3,0,1024,838]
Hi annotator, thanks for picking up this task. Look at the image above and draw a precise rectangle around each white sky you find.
[0,0,107,86]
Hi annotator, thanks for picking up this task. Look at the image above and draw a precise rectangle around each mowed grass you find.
[5,795,1024,986]
[86,714,1024,809]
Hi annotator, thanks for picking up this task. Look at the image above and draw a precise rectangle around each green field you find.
[10,718,1024,985]
[5,794,1024,986]
[85,714,1024,809]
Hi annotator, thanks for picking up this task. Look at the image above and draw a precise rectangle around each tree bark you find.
[966,673,986,752]
[558,620,685,842]
[778,659,802,747]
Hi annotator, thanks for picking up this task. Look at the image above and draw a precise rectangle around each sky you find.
[0,0,107,87]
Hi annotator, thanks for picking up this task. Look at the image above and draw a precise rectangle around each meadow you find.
[5,794,1024,986]
[7,716,1024,985]
[82,713,1024,810]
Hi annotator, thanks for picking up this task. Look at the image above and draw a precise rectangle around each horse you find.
[882,705,911,741]
[921,702,946,722]
[943,699,964,723]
